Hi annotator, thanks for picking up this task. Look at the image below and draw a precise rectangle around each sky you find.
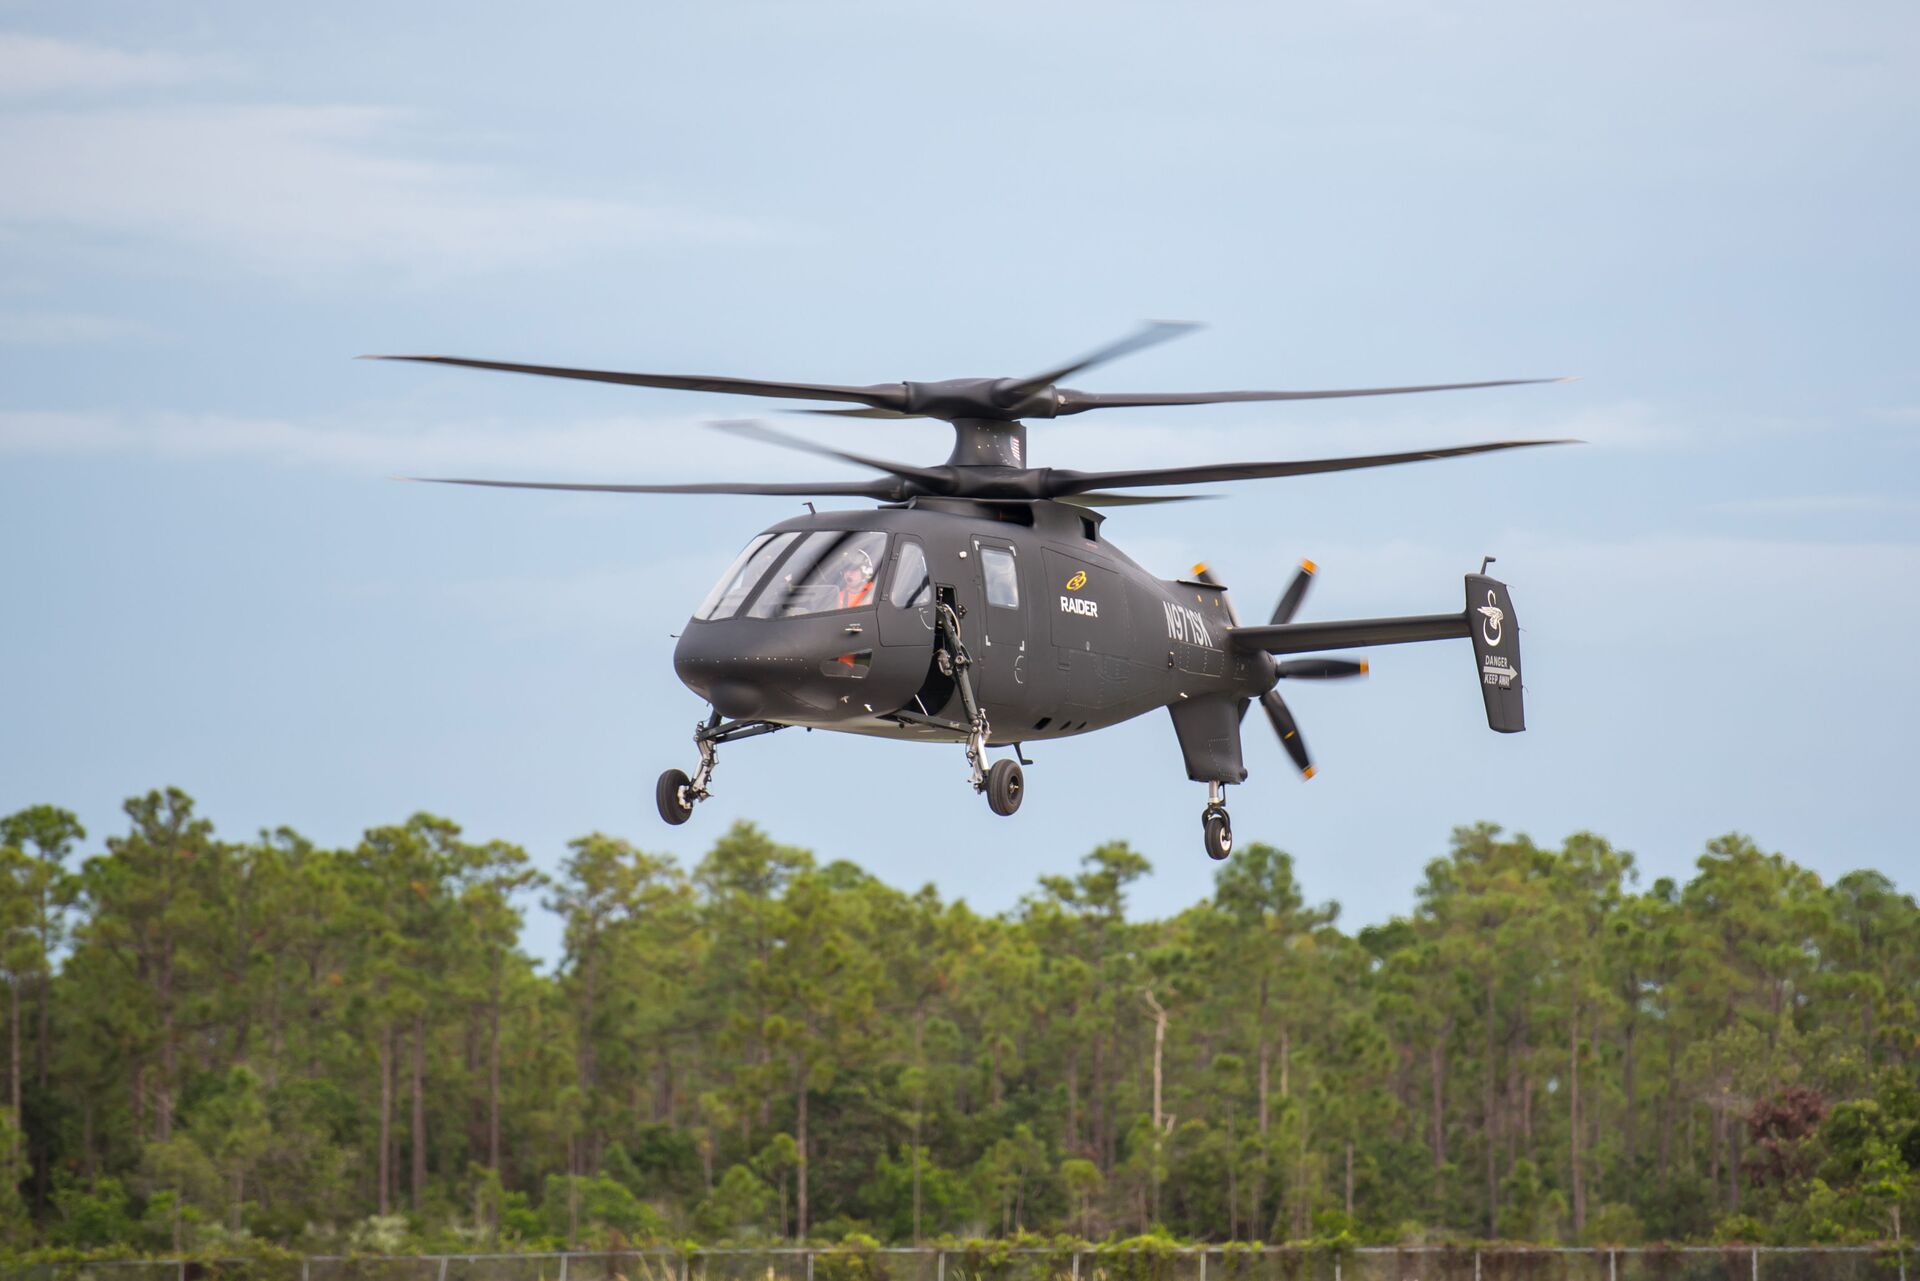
[3,1,1917,963]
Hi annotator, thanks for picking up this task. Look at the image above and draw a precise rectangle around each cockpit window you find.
[697,532,798,621]
[747,530,890,618]
[889,541,931,610]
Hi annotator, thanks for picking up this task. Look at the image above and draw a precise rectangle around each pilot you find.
[835,548,877,609]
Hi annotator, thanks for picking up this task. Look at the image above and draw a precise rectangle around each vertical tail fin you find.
[1466,573,1524,732]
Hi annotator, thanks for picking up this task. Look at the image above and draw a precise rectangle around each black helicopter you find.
[370,323,1569,859]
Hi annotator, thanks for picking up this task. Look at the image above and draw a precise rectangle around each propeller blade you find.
[999,320,1204,402]
[1054,375,1577,415]
[1191,563,1242,627]
[1273,559,1316,625]
[1056,491,1218,507]
[709,419,948,483]
[1045,438,1578,495]
[398,476,905,499]
[360,355,909,412]
[1261,689,1314,779]
[1275,658,1369,680]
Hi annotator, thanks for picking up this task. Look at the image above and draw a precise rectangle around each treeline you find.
[0,792,1915,1254]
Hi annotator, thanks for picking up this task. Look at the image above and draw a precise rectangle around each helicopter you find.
[368,322,1571,860]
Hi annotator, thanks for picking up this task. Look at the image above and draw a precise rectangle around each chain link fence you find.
[8,1249,1912,1281]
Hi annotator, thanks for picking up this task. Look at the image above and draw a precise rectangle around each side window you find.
[980,545,1019,609]
[888,541,931,609]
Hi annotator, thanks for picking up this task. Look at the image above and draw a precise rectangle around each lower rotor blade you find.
[796,407,925,420]
[1045,439,1578,495]
[710,419,949,484]
[1275,658,1369,680]
[1056,491,1217,507]
[1272,559,1316,625]
[1261,689,1314,779]
[1054,376,1576,414]
[361,355,909,411]
[400,476,905,499]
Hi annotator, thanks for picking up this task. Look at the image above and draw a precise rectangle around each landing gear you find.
[987,758,1024,816]
[654,710,787,825]
[1201,781,1233,860]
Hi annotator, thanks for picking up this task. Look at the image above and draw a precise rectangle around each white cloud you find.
[0,103,770,282]
[0,33,206,99]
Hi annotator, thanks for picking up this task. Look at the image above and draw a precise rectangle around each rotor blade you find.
[1275,658,1369,680]
[795,406,925,420]
[1272,559,1316,625]
[1000,320,1204,401]
[709,419,948,483]
[1055,491,1218,507]
[399,476,905,499]
[1261,689,1314,779]
[361,355,909,411]
[1045,438,1578,495]
[1055,375,1576,415]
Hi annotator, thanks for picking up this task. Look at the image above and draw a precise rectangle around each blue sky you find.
[3,1,1916,960]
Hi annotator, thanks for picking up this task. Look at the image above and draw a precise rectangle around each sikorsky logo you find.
[1477,590,1505,647]
[1060,595,1099,618]
[1065,570,1088,591]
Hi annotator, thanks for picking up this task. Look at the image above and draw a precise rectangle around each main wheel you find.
[1202,807,1233,860]
[656,768,695,826]
[986,758,1024,816]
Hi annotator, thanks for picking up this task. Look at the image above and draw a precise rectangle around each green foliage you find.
[2,797,1919,1252]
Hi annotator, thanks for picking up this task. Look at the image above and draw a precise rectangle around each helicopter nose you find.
[674,635,812,719]
[704,676,765,719]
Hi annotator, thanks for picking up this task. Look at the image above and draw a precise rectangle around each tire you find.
[656,768,695,825]
[1203,807,1233,860]
[986,758,1024,817]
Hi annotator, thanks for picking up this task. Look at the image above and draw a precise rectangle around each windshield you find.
[696,532,800,621]
[747,530,890,618]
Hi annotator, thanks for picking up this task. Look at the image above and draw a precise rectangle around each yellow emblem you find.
[1065,570,1088,591]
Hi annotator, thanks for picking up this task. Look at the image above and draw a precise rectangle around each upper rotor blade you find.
[400,476,905,499]
[1001,321,1203,401]
[1261,689,1314,779]
[710,419,948,483]
[1046,438,1578,495]
[361,355,909,411]
[1273,559,1316,625]
[1054,375,1576,415]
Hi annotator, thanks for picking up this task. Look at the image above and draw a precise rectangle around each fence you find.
[7,1249,1913,1281]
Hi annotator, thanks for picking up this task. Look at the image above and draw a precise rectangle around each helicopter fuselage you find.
[672,498,1271,748]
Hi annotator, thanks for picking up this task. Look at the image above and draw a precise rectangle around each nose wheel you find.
[1200,782,1233,860]
[655,710,787,826]
[657,768,695,825]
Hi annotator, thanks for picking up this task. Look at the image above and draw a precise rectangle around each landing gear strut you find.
[939,601,1024,817]
[655,709,786,825]
[1201,781,1233,860]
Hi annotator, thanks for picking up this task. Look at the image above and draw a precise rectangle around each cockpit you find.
[678,524,938,725]
[696,528,923,621]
